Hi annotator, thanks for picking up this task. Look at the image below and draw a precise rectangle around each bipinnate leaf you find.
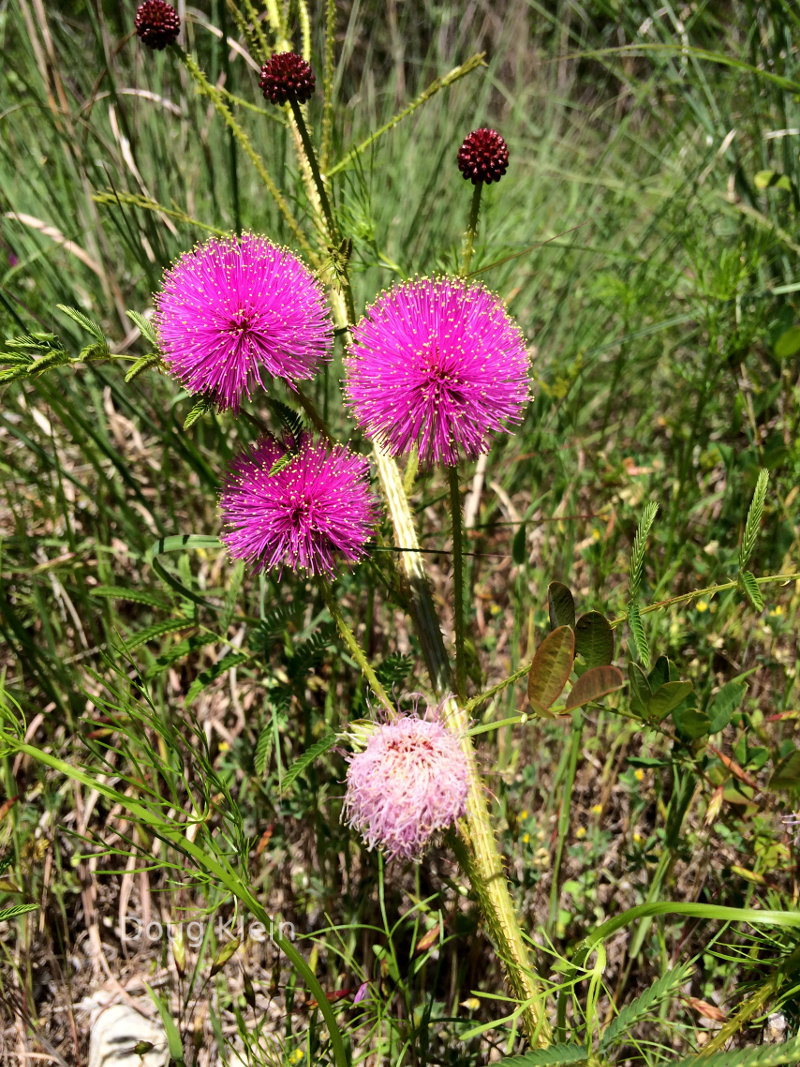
[57,303,105,341]
[528,625,575,709]
[185,652,250,703]
[739,570,764,611]
[646,681,693,723]
[600,961,692,1050]
[281,731,338,793]
[629,501,659,601]
[738,469,769,572]
[0,904,39,921]
[124,618,194,651]
[672,1034,800,1066]
[184,397,215,429]
[268,397,305,442]
[627,600,649,667]
[494,1045,588,1066]
[125,352,163,383]
[125,308,160,346]
[563,665,624,711]
[91,585,171,609]
[548,581,576,630]
[574,611,614,668]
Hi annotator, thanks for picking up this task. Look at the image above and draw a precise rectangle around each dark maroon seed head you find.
[457,128,510,185]
[259,52,316,106]
[134,0,180,50]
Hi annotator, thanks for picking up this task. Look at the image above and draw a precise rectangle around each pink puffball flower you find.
[344,277,530,466]
[219,434,378,577]
[154,234,332,410]
[343,713,469,861]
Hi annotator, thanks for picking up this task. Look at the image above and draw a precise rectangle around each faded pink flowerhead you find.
[220,434,378,577]
[154,234,332,410]
[343,712,469,861]
[344,277,530,466]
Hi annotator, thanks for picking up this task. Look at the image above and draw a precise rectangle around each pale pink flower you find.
[343,711,469,861]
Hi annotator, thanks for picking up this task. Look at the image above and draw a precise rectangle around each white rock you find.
[88,1003,170,1067]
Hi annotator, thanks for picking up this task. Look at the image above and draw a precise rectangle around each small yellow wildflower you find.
[590,803,602,816]
[696,599,709,613]
[634,768,644,782]
[575,826,587,840]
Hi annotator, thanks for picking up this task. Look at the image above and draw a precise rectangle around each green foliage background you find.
[1,0,799,1063]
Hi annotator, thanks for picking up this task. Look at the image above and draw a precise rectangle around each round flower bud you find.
[134,0,180,50]
[457,127,510,185]
[259,52,316,105]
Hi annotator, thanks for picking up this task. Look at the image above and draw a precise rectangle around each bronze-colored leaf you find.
[563,665,624,711]
[528,625,575,709]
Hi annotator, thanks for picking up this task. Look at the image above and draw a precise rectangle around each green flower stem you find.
[372,446,550,1046]
[178,50,315,261]
[288,98,340,248]
[287,98,551,1051]
[319,580,393,713]
[295,384,334,440]
[448,465,467,703]
[461,181,482,278]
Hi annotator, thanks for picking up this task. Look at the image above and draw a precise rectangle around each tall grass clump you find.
[1,1,800,1064]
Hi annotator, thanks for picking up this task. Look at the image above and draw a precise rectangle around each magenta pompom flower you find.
[345,277,530,466]
[259,53,316,105]
[220,434,378,577]
[343,712,469,861]
[134,0,180,50]
[154,234,332,410]
[457,128,510,185]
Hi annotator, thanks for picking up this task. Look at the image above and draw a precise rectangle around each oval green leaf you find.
[646,681,694,723]
[574,611,614,668]
[563,665,624,711]
[548,582,576,630]
[528,625,575,709]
